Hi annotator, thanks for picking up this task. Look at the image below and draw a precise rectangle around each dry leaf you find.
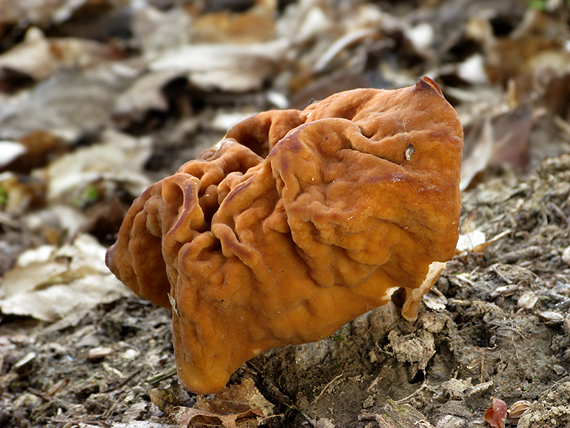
[45,129,151,204]
[0,26,122,88]
[359,399,436,428]
[113,423,176,428]
[456,230,487,252]
[0,233,133,321]
[0,70,116,141]
[460,117,493,191]
[0,0,119,26]
[0,27,57,81]
[422,287,448,312]
[456,230,511,255]
[48,36,125,68]
[46,377,70,396]
[114,70,185,120]
[484,397,507,428]
[537,311,565,323]
[132,6,191,56]
[0,142,26,168]
[490,107,533,172]
[149,40,289,92]
[175,407,257,428]
[0,171,46,214]
[150,379,273,428]
[6,131,67,173]
[188,0,276,44]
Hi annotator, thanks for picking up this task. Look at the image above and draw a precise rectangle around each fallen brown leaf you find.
[484,397,507,428]
[149,379,273,428]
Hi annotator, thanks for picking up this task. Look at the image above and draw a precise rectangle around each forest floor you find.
[1,1,570,427]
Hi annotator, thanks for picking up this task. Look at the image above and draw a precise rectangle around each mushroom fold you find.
[106,77,463,394]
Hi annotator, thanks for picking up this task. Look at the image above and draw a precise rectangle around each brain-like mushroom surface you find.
[106,77,463,394]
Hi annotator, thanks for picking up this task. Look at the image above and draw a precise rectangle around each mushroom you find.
[106,77,463,394]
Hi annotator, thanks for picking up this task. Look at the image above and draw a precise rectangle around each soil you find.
[1,155,570,427]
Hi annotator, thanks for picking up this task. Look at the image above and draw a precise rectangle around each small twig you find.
[395,376,430,403]
[54,418,111,427]
[146,366,178,385]
[311,373,343,404]
[262,378,318,427]
[547,201,568,224]
[490,264,512,284]
[103,394,120,419]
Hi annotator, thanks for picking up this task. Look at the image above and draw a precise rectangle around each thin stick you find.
[146,367,177,385]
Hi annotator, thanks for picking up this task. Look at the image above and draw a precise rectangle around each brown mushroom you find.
[106,77,463,394]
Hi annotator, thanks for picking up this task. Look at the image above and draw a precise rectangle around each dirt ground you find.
[1,0,570,427]
[2,154,570,428]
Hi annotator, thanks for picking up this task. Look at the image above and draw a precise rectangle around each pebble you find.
[436,415,468,428]
[87,346,114,361]
[562,246,570,265]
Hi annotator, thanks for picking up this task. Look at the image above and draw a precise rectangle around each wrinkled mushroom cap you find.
[106,77,463,394]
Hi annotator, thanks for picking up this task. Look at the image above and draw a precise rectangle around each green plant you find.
[528,0,547,10]
[72,184,100,207]
[0,185,7,207]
